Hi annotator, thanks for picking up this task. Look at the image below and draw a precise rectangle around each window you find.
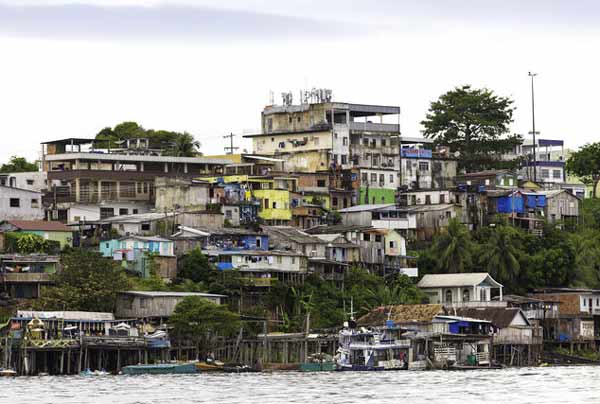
[362,173,368,183]
[375,235,382,242]
[553,170,562,179]
[381,139,386,146]
[333,154,338,164]
[277,256,282,264]
[9,198,19,208]
[141,223,151,231]
[390,174,394,183]
[334,132,338,139]
[445,290,453,303]
[297,116,301,122]
[343,137,348,145]
[267,118,273,132]
[278,142,286,148]
[317,179,326,187]
[541,169,549,179]
[272,201,277,209]
[372,155,379,166]
[425,195,431,204]
[389,241,395,248]
[363,138,369,146]
[379,174,385,184]
[341,155,348,165]
[370,139,377,148]
[583,298,587,307]
[363,233,371,241]
[291,257,295,264]
[332,197,338,207]
[133,209,139,214]
[419,161,429,171]
[377,249,382,257]
[288,116,292,124]
[440,194,446,203]
[139,298,147,309]
[31,199,39,208]
[264,198,270,209]
[119,208,128,215]
[100,207,114,219]
[371,173,377,182]
[26,179,34,185]
[411,195,417,205]
[463,289,470,302]
[225,210,232,219]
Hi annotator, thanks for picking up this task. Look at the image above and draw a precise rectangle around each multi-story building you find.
[244,101,456,206]
[40,137,231,223]
[511,138,566,184]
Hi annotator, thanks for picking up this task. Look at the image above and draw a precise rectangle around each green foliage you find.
[5,233,49,254]
[178,248,216,284]
[0,156,38,173]
[421,85,521,172]
[566,142,600,198]
[429,219,473,273]
[94,121,201,157]
[478,225,521,286]
[169,296,241,352]
[35,249,131,312]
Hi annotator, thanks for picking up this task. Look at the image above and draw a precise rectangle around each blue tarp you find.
[496,195,524,213]
[216,263,234,271]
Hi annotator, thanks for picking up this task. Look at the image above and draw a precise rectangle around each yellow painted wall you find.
[302,194,331,210]
[253,189,292,220]
[384,230,406,256]
[204,154,242,163]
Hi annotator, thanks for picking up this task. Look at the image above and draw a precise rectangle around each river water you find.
[1,366,598,403]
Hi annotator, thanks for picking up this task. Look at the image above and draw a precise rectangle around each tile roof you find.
[6,220,73,232]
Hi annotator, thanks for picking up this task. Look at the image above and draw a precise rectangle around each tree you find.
[0,156,38,173]
[479,226,521,288]
[35,250,130,312]
[566,142,600,198]
[178,248,217,284]
[169,296,241,356]
[5,233,49,254]
[421,85,521,172]
[94,122,201,157]
[430,218,473,273]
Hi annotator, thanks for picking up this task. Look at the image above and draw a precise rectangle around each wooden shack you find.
[115,291,226,320]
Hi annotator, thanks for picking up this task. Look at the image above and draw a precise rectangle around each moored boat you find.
[300,353,336,372]
[0,368,17,377]
[121,363,198,375]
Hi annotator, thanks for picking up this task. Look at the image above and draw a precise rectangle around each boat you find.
[222,363,260,373]
[196,361,224,372]
[300,353,336,372]
[79,368,110,376]
[335,309,410,371]
[0,368,17,377]
[121,363,198,375]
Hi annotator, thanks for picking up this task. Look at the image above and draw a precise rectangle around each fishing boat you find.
[300,353,336,372]
[121,363,198,375]
[335,302,410,371]
[196,361,224,372]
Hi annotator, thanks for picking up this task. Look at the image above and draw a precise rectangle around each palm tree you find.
[430,218,473,273]
[480,225,521,286]
[569,232,600,288]
[166,132,201,157]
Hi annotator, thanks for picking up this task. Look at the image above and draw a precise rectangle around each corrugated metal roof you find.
[418,273,503,288]
[338,204,395,213]
[121,291,226,298]
[16,310,114,321]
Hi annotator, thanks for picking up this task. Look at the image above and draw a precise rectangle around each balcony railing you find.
[348,122,400,133]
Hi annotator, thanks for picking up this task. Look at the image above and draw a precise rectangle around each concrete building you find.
[512,138,566,184]
[0,186,44,220]
[244,101,456,206]
[154,177,211,212]
[418,273,504,308]
[0,171,54,192]
[0,220,74,248]
[0,254,59,298]
[40,137,231,223]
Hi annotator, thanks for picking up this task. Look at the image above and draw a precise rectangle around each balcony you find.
[349,122,400,133]
[245,278,278,287]
[2,273,53,283]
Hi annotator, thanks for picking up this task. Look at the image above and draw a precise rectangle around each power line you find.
[223,132,239,155]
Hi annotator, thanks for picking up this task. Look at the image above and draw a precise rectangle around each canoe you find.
[122,363,198,375]
[0,369,17,377]
[196,362,223,372]
[299,362,336,372]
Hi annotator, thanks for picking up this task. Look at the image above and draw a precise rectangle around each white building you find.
[0,185,44,220]
[418,273,504,307]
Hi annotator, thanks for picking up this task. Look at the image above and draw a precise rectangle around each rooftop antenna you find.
[223,133,239,155]
[347,297,356,321]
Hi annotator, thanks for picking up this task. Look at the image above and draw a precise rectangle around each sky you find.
[1,0,600,163]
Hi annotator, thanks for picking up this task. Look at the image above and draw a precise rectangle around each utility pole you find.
[528,72,539,182]
[223,133,239,155]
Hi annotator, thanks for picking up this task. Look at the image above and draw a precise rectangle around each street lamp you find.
[528,72,538,182]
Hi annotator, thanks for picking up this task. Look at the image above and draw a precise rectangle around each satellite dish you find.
[454,151,461,158]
